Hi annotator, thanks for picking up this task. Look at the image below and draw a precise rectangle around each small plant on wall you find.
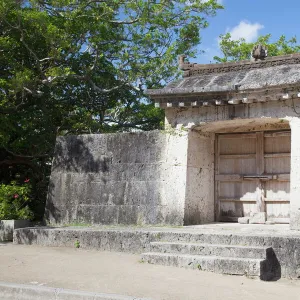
[74,240,80,249]
[0,180,33,220]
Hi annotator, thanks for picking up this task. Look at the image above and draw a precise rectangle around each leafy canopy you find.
[1,0,222,134]
[214,33,300,63]
[0,0,222,219]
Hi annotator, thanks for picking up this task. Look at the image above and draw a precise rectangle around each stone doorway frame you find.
[186,117,293,225]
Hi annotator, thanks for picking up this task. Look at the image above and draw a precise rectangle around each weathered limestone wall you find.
[165,99,300,131]
[45,131,188,226]
[184,131,215,224]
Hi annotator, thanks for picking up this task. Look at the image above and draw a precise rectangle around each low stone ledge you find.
[0,282,150,300]
[0,220,31,242]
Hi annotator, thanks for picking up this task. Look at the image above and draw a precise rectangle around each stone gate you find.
[46,50,300,230]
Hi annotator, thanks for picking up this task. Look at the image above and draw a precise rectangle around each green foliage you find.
[0,0,222,220]
[74,240,80,249]
[0,181,33,220]
[214,33,300,62]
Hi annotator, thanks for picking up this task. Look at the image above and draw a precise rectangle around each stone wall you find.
[45,131,189,226]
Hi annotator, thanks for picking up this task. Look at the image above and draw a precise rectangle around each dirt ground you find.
[1,243,300,300]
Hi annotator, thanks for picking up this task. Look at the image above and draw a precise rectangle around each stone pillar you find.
[184,131,215,225]
[290,117,300,230]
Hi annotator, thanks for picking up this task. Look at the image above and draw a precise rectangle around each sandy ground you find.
[0,243,300,300]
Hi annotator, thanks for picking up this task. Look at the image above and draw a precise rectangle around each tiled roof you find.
[147,54,300,108]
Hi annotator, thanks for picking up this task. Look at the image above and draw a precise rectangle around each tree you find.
[214,33,300,63]
[0,0,222,219]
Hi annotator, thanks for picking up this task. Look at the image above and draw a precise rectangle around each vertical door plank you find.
[215,135,220,221]
[256,132,264,175]
[256,132,265,213]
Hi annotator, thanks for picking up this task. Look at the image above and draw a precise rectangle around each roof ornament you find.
[251,44,268,61]
[178,55,195,71]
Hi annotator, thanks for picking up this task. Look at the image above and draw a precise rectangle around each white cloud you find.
[227,21,264,42]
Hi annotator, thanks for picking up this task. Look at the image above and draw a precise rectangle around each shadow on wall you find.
[14,226,54,245]
[51,135,110,174]
[45,135,111,224]
[44,188,61,224]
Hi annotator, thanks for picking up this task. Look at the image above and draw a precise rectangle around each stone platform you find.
[13,223,300,280]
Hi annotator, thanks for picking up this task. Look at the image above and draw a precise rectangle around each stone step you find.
[141,252,263,277]
[150,232,274,247]
[150,242,269,259]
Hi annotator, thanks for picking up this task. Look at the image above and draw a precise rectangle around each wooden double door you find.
[215,131,291,223]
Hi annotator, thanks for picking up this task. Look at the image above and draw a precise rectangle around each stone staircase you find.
[141,239,280,280]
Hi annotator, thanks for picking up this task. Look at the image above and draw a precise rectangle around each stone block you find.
[141,252,262,277]
[290,210,300,230]
[0,220,31,242]
[266,220,275,225]
[238,217,250,224]
[249,213,266,224]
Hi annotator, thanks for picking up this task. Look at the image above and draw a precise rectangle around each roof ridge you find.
[180,53,300,77]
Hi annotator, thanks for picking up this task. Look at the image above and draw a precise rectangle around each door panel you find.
[265,181,290,201]
[219,157,256,175]
[219,134,256,154]
[220,202,256,219]
[264,157,290,174]
[264,133,291,153]
[216,131,291,223]
[219,181,258,200]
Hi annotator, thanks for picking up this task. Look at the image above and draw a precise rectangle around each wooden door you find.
[215,131,290,223]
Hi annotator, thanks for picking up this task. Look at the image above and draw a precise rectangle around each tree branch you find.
[109,18,140,25]
[3,147,49,159]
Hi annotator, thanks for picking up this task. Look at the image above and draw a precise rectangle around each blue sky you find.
[197,0,300,63]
